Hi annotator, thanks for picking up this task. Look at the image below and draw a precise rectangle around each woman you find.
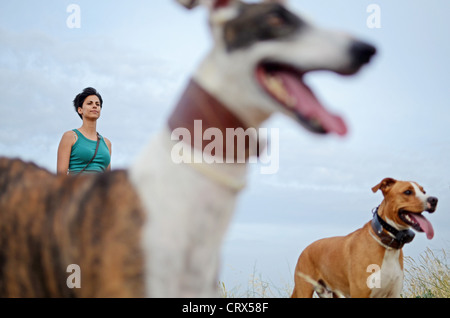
[57,87,112,175]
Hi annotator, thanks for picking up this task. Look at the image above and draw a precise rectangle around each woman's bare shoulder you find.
[60,130,77,145]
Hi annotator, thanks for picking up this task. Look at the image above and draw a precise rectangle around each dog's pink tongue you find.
[411,214,434,239]
[280,72,347,136]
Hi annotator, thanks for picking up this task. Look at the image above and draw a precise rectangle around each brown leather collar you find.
[370,207,415,249]
[168,79,258,162]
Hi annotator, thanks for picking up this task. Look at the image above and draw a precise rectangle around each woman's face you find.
[78,95,101,120]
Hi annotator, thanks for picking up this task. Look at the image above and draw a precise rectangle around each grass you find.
[219,247,449,298]
[403,247,449,298]
[218,264,293,298]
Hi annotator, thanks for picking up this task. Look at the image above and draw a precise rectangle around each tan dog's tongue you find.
[411,214,434,239]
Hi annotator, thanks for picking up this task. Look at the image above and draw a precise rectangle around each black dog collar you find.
[371,206,415,249]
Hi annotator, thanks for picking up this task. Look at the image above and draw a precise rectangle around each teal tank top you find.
[69,129,111,174]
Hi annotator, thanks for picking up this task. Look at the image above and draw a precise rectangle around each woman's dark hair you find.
[73,87,103,119]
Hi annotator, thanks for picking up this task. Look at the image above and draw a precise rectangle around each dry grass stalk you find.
[403,247,449,298]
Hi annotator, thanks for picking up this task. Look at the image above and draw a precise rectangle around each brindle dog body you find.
[0,158,144,297]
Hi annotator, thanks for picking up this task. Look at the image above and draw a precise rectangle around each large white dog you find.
[0,0,375,297]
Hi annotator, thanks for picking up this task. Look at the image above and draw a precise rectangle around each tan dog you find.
[291,178,438,298]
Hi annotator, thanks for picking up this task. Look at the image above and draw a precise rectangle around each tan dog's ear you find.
[372,178,397,195]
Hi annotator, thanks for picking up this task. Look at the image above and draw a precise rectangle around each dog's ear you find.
[263,0,287,4]
[211,0,239,9]
[372,178,397,195]
[176,0,201,10]
[176,0,239,10]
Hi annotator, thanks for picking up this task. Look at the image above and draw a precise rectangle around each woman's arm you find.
[57,131,75,175]
[104,137,112,171]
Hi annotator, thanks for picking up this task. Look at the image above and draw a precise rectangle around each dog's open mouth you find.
[256,62,347,136]
[399,210,434,240]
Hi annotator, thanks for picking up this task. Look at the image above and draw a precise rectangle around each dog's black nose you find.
[350,40,377,66]
[427,196,438,213]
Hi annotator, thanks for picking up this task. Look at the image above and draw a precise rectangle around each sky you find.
[1,0,449,296]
